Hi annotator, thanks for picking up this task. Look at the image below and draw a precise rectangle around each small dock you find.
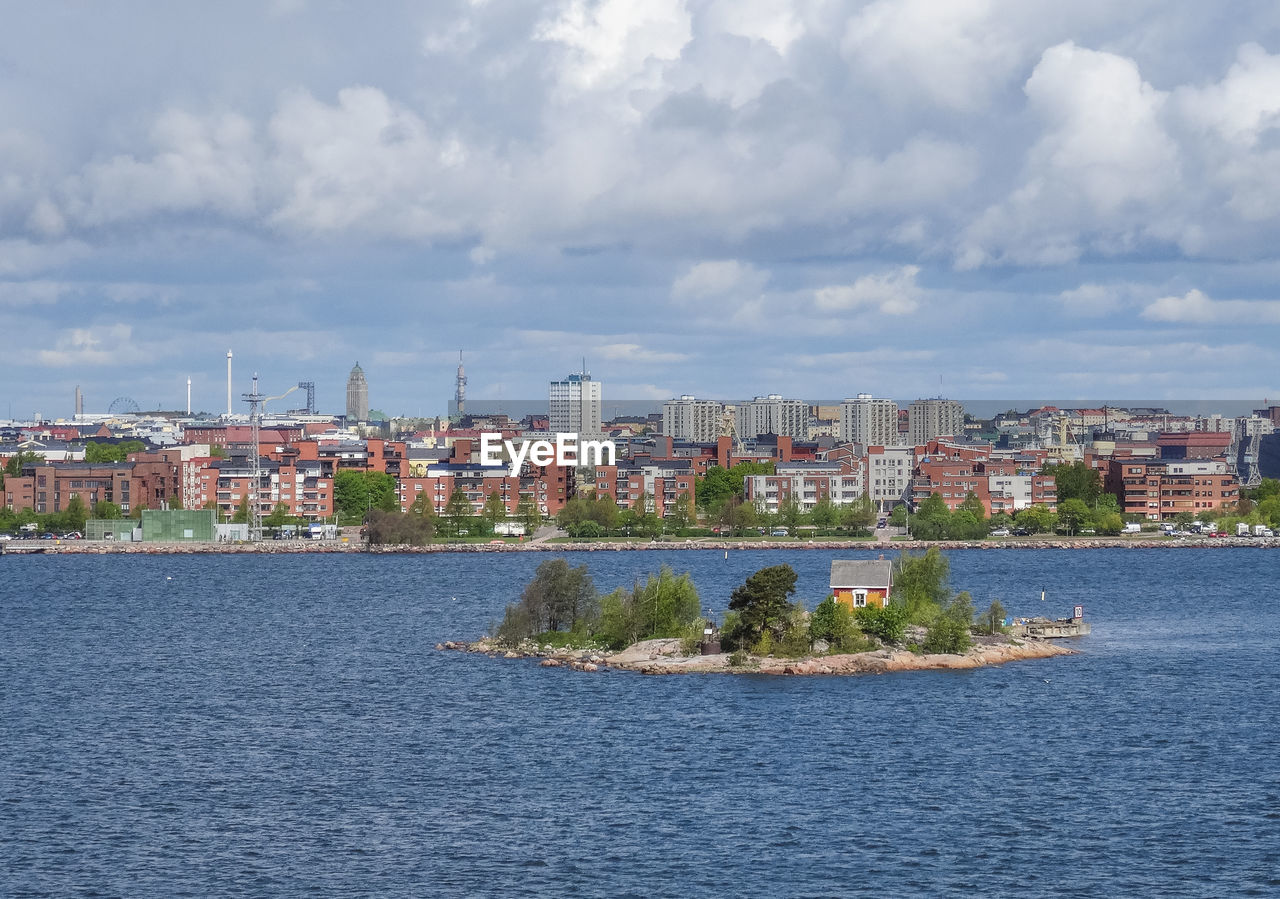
[1009,616,1091,639]
[0,543,57,555]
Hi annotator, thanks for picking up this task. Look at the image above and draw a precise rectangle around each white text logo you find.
[479,432,616,476]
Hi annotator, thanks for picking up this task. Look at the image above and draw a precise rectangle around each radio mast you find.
[455,351,467,417]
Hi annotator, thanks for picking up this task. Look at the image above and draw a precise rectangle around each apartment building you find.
[661,396,723,443]
[840,395,899,446]
[593,459,696,517]
[742,461,865,514]
[735,395,808,440]
[397,460,572,518]
[1106,459,1239,520]
[908,398,965,445]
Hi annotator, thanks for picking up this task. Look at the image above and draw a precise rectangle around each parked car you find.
[989,528,1011,537]
[1011,528,1030,536]
[877,518,888,528]
[770,528,789,537]
[0,533,13,541]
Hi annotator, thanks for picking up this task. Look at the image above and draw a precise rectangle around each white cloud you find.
[63,110,261,226]
[959,42,1182,268]
[813,265,922,315]
[1175,43,1280,148]
[0,281,72,307]
[535,0,691,91]
[670,259,767,301]
[701,0,803,53]
[596,342,688,364]
[37,324,138,367]
[843,0,1022,112]
[1141,288,1280,324]
[1057,283,1139,317]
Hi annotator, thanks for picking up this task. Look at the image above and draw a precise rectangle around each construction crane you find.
[242,380,300,542]
[261,384,300,413]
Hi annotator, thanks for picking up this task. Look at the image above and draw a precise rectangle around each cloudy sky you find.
[4,0,1280,418]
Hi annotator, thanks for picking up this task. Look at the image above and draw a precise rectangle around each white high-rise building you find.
[908,398,965,445]
[662,396,723,443]
[735,395,809,440]
[549,371,602,435]
[840,394,899,446]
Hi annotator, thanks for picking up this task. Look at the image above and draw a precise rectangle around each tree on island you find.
[723,564,799,649]
[809,595,860,651]
[979,599,1008,635]
[597,566,702,649]
[496,559,597,642]
[922,593,976,654]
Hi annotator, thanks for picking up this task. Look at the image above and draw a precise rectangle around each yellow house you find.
[830,560,893,610]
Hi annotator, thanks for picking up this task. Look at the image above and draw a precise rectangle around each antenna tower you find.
[455,351,467,416]
[243,373,264,541]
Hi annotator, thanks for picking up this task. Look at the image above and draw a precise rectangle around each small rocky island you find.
[439,551,1084,677]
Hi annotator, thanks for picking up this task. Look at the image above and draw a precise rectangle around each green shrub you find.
[855,603,909,644]
[922,617,973,654]
[776,606,812,657]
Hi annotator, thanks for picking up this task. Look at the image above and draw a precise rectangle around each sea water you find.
[2,548,1278,897]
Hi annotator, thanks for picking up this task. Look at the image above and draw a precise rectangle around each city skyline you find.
[5,4,1280,415]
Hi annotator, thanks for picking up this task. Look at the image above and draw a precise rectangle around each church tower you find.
[346,362,369,421]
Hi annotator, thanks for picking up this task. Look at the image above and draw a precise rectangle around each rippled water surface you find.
[3,548,1279,897]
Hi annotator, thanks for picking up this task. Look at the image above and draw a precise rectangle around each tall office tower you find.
[74,385,83,418]
[839,394,899,445]
[734,395,809,440]
[549,370,602,435]
[662,395,724,442]
[346,362,370,422]
[908,398,965,445]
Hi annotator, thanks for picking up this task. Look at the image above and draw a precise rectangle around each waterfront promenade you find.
[5,535,1278,554]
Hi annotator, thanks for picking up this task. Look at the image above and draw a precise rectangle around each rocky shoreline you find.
[5,535,1277,554]
[438,634,1078,676]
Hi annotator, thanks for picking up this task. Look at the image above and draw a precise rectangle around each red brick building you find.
[1106,459,1238,520]
[397,461,572,518]
[593,460,697,517]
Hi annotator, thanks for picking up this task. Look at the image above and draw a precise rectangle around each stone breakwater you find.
[438,635,1078,676]
[9,536,1279,554]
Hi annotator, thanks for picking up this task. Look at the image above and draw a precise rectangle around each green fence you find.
[140,509,217,542]
[86,520,139,541]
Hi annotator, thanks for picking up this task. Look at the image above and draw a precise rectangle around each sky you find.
[4,0,1280,419]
